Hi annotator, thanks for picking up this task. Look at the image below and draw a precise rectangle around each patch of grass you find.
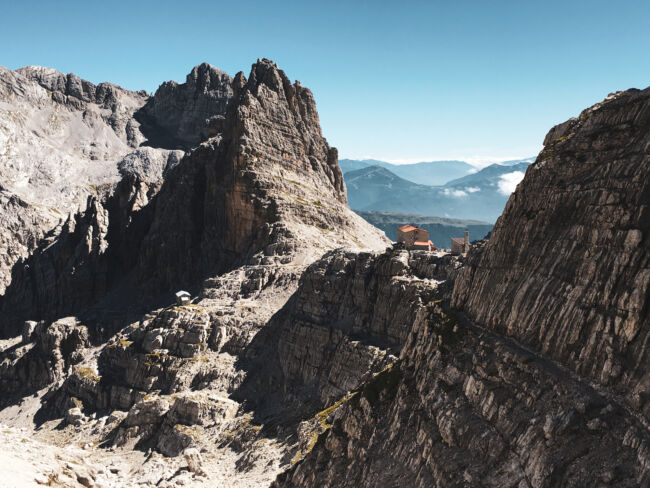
[174,423,201,440]
[75,366,100,383]
[292,391,358,464]
[316,392,357,429]
[552,135,570,144]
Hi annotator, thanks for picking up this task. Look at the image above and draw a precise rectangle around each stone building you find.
[397,225,435,251]
[175,290,191,306]
[451,231,470,255]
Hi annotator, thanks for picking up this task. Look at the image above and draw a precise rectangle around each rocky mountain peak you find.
[136,63,233,149]
[229,58,345,201]
[453,85,650,399]
[3,57,650,487]
[15,65,146,109]
[0,59,387,336]
[186,62,230,92]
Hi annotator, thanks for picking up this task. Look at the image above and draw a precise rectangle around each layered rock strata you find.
[0,58,390,487]
[274,88,650,487]
[236,248,458,417]
[453,87,650,408]
[0,65,175,294]
[276,303,650,487]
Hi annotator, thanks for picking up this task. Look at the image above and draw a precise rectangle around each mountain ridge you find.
[344,161,531,222]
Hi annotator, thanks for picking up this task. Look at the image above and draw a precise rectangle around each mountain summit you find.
[0,59,387,335]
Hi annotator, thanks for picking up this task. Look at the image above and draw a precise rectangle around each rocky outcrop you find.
[136,62,233,149]
[15,65,147,147]
[0,65,176,294]
[0,58,391,487]
[452,88,650,409]
[237,248,458,416]
[276,303,650,487]
[0,317,89,403]
[273,87,650,488]
[0,59,386,337]
[0,189,60,295]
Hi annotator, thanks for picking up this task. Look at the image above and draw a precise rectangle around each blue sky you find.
[3,0,649,164]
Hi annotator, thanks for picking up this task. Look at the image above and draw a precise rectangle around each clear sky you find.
[3,0,649,164]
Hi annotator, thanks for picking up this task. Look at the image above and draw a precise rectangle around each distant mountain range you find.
[343,160,532,222]
[339,159,476,186]
[354,211,493,246]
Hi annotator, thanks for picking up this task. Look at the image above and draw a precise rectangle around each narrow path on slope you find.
[443,300,650,439]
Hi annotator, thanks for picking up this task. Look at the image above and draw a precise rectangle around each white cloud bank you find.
[441,186,480,198]
[442,188,468,197]
[497,171,525,195]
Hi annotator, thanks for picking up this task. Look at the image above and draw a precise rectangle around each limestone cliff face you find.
[235,249,457,418]
[452,88,650,407]
[0,59,386,337]
[0,66,153,294]
[273,88,650,487]
[135,62,233,149]
[276,303,650,488]
[135,58,362,292]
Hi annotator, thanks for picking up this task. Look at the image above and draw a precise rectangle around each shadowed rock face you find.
[0,66,152,294]
[452,87,650,406]
[276,303,650,488]
[135,63,233,149]
[234,248,457,420]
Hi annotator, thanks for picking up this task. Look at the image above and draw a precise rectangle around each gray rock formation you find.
[236,248,458,417]
[136,62,233,149]
[0,65,176,295]
[0,59,385,337]
[276,303,649,487]
[6,58,649,488]
[0,317,89,402]
[453,87,650,408]
[274,87,650,488]
[0,58,389,487]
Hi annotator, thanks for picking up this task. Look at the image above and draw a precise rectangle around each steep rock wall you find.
[276,304,650,487]
[235,248,457,418]
[452,88,650,411]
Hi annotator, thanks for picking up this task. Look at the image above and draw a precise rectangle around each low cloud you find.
[497,171,525,195]
[442,188,468,198]
[465,187,480,193]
